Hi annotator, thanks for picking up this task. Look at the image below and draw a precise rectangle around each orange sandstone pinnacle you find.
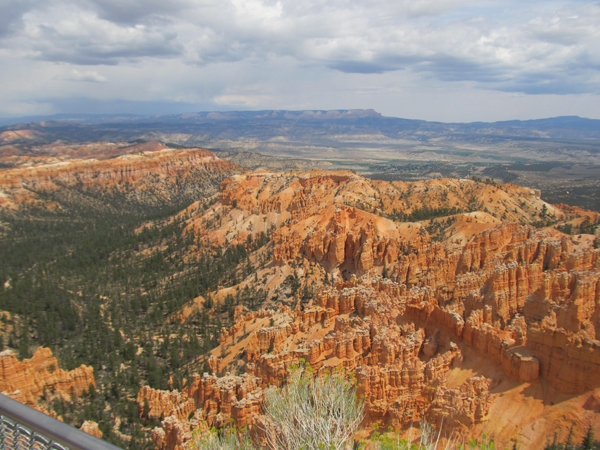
[0,347,95,407]
[126,169,600,449]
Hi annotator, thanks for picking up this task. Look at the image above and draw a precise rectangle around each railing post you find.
[0,394,124,450]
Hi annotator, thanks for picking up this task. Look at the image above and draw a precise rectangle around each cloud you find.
[0,0,39,37]
[9,4,183,65]
[84,0,193,24]
[312,2,600,95]
[329,61,393,75]
[60,69,107,83]
[402,0,470,18]
[0,0,600,122]
[214,94,274,107]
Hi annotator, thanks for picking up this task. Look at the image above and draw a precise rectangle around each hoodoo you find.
[139,170,600,450]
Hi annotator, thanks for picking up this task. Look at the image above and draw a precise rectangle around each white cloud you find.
[0,0,599,120]
[60,70,107,83]
[214,94,273,107]
[11,4,182,65]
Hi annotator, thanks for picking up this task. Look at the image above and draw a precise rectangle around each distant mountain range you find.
[3,110,600,168]
[2,110,600,139]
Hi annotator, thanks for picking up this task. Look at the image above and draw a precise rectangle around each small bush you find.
[194,362,364,450]
[262,363,364,450]
[195,427,254,450]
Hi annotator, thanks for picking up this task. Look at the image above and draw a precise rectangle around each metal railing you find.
[0,394,123,450]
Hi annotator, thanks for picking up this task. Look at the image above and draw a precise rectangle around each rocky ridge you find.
[186,170,564,248]
[0,142,242,209]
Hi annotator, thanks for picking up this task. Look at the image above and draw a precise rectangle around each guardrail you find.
[0,394,124,450]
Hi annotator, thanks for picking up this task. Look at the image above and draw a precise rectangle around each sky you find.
[0,0,599,123]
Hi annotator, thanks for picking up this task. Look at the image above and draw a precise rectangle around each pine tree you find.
[545,432,559,450]
[581,425,595,450]
[18,323,31,359]
[566,425,575,450]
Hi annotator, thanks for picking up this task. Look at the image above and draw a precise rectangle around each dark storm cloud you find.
[413,56,509,84]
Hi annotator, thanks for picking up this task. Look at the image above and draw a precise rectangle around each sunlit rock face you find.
[0,144,241,209]
[0,347,95,407]
[133,170,600,450]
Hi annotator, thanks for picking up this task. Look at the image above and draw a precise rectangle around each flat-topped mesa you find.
[0,347,95,407]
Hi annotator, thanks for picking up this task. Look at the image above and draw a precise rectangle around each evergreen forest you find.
[0,180,269,448]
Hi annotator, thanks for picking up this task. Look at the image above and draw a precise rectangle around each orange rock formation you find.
[0,347,95,407]
[80,421,103,439]
[138,373,263,450]
[0,145,241,208]
[144,171,600,449]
